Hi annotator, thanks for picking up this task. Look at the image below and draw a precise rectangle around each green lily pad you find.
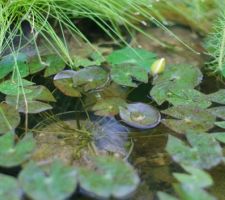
[119,103,161,129]
[0,174,21,200]
[157,192,178,200]
[0,103,20,134]
[166,88,211,109]
[92,97,127,116]
[214,121,225,129]
[150,65,203,105]
[43,55,65,77]
[72,66,109,92]
[166,132,223,169]
[212,132,225,143]
[19,161,77,200]
[28,56,46,74]
[0,53,29,79]
[107,47,156,72]
[162,105,216,134]
[0,79,33,95]
[78,156,140,199]
[6,96,53,114]
[110,64,148,87]
[173,166,213,188]
[54,70,81,97]
[208,106,225,120]
[0,132,35,167]
[207,89,225,104]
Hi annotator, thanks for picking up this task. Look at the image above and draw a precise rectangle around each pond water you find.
[13,25,225,200]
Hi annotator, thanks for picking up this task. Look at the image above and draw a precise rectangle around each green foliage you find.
[19,161,77,200]
[0,132,35,167]
[150,64,202,105]
[205,12,225,76]
[78,156,140,199]
[162,105,216,134]
[0,104,20,133]
[0,174,21,200]
[166,132,223,169]
[92,97,127,116]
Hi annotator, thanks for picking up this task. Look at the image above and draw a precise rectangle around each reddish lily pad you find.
[119,103,161,129]
[54,70,81,97]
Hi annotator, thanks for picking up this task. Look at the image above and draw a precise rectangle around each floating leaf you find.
[157,192,179,200]
[0,132,35,167]
[78,156,140,199]
[173,166,213,188]
[166,88,211,109]
[54,70,81,97]
[0,174,21,200]
[107,47,156,72]
[0,79,33,95]
[212,132,225,143]
[6,96,52,114]
[150,65,202,105]
[166,132,223,169]
[207,89,225,104]
[0,103,20,134]
[28,56,46,74]
[44,55,65,77]
[72,66,108,92]
[119,103,161,129]
[162,105,216,134]
[110,64,148,87]
[214,121,225,129]
[0,53,29,79]
[208,106,225,120]
[19,161,77,200]
[92,97,127,116]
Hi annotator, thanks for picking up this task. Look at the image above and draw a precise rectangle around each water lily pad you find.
[166,132,223,169]
[150,65,203,105]
[158,192,178,200]
[0,53,29,79]
[92,97,127,116]
[173,166,213,188]
[162,105,216,134]
[78,156,140,199]
[0,132,35,167]
[44,55,65,77]
[54,70,81,97]
[208,106,225,120]
[72,66,109,92]
[110,64,148,87]
[107,47,156,72]
[166,88,211,109]
[19,161,77,200]
[212,132,225,143]
[119,103,161,129]
[0,79,33,95]
[28,56,46,74]
[6,96,53,113]
[0,103,20,134]
[0,174,21,200]
[214,121,225,129]
[207,89,225,104]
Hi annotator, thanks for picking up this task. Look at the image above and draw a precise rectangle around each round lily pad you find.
[119,103,161,129]
[78,156,140,199]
